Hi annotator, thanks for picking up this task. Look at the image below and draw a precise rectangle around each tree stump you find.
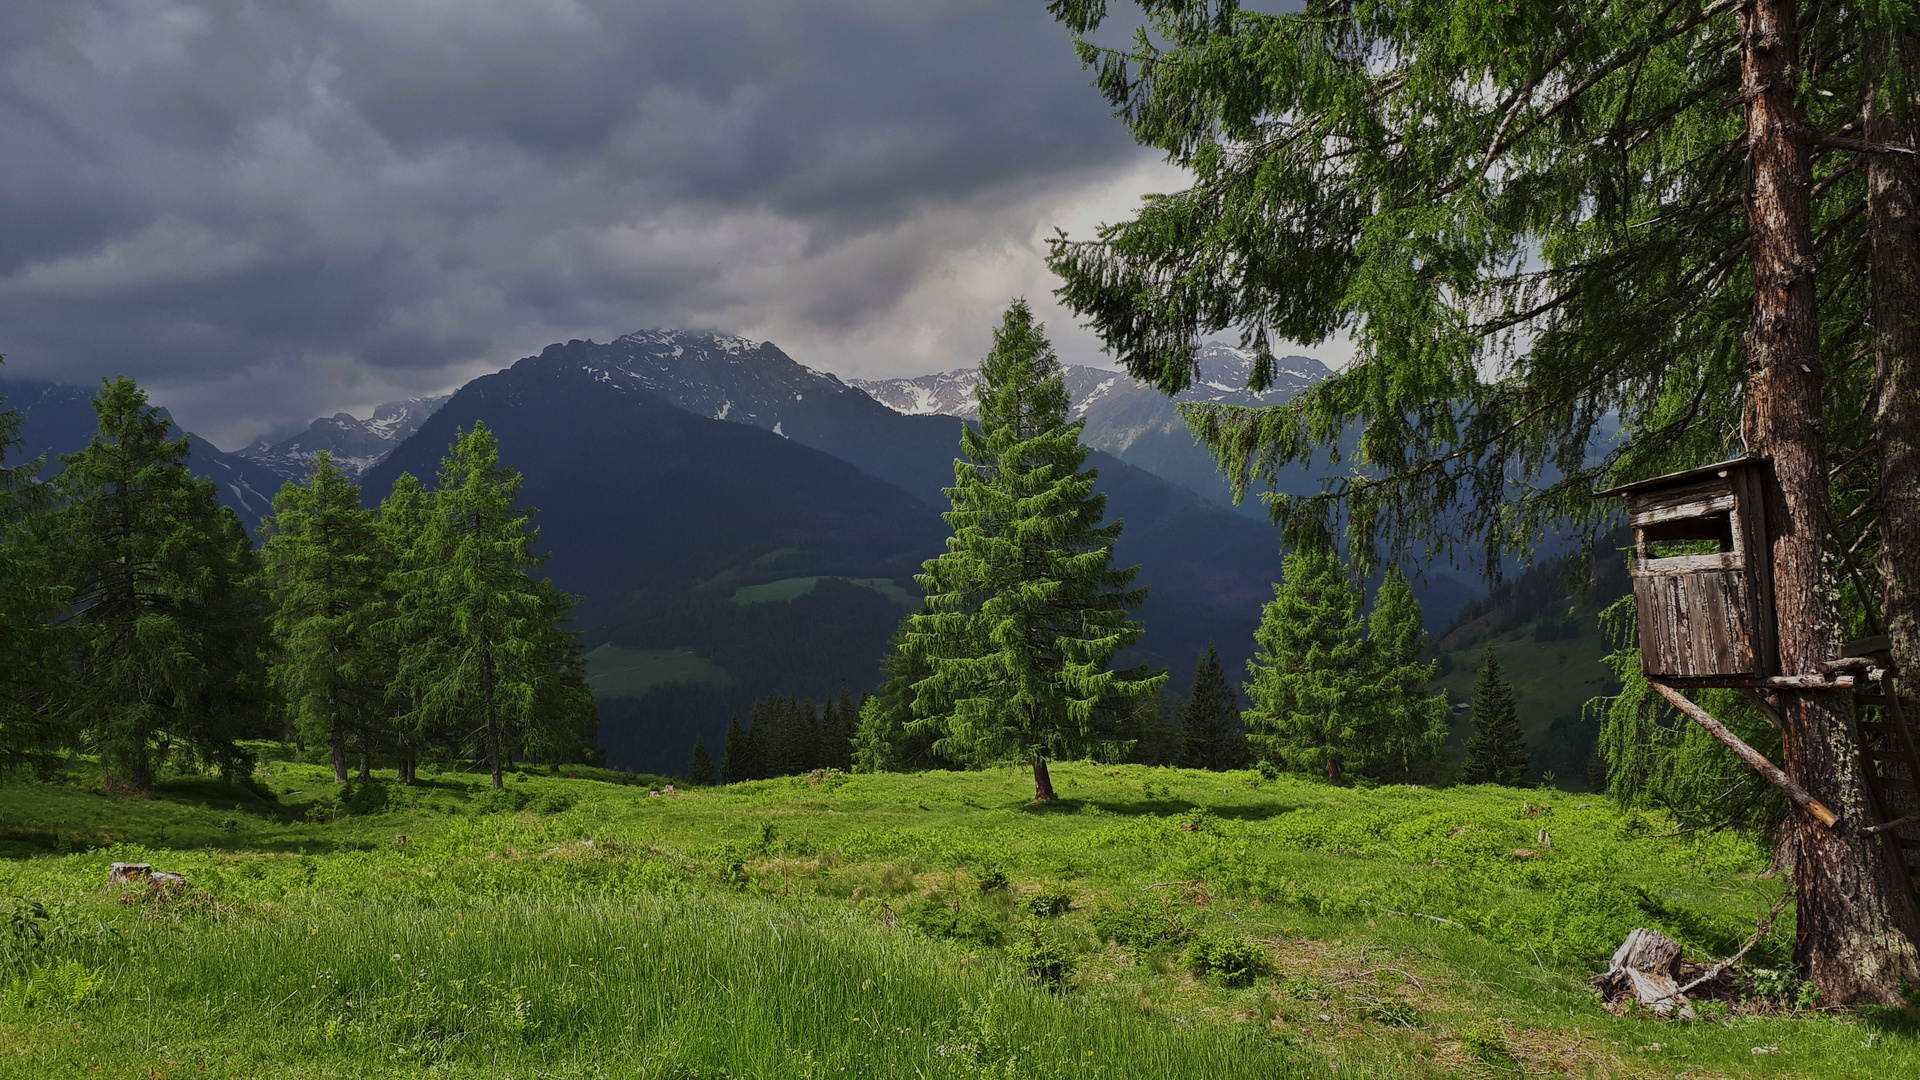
[108,862,152,888]
[1594,928,1695,1016]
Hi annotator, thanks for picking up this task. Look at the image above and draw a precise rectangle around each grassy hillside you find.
[0,759,1914,1078]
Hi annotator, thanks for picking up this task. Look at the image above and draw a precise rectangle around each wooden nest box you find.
[1595,458,1777,686]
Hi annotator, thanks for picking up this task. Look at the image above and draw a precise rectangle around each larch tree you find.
[0,370,68,771]
[375,471,437,784]
[1461,648,1530,786]
[390,424,595,789]
[260,452,391,783]
[1243,546,1371,781]
[903,301,1165,802]
[1366,568,1449,782]
[1180,643,1244,770]
[1039,0,1920,1002]
[40,377,268,787]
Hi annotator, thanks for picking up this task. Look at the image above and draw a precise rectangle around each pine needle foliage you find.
[1366,567,1449,782]
[687,736,716,786]
[902,301,1165,801]
[1039,1,1893,578]
[39,377,268,786]
[1462,647,1530,786]
[386,424,595,789]
[259,453,392,783]
[1243,546,1371,782]
[1180,643,1246,770]
[0,367,68,771]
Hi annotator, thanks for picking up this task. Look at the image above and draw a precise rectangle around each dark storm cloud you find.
[0,0,1150,444]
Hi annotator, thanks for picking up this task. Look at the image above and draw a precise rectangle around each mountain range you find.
[2,331,1478,775]
[241,395,449,479]
[851,343,1335,515]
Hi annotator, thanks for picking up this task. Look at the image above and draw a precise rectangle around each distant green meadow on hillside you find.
[1,755,1914,1079]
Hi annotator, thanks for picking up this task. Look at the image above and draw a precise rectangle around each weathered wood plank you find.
[1631,494,1737,528]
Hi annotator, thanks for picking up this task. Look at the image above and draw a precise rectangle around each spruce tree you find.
[41,377,268,786]
[260,453,391,783]
[0,373,68,770]
[389,424,595,789]
[904,301,1164,801]
[1461,648,1530,786]
[1243,546,1371,782]
[687,735,716,786]
[1365,568,1448,782]
[719,714,752,784]
[1180,643,1244,771]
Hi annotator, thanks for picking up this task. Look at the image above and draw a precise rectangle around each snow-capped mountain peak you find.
[240,393,450,480]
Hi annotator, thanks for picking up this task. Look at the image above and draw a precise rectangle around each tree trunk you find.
[1031,755,1056,803]
[1871,21,1920,759]
[1743,0,1920,1004]
[358,751,370,780]
[483,637,503,791]
[329,694,347,784]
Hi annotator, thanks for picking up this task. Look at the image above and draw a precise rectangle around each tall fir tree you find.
[259,453,391,783]
[1180,643,1244,771]
[687,735,716,786]
[903,301,1164,801]
[40,378,268,786]
[719,714,753,784]
[1461,648,1530,786]
[0,369,68,771]
[1364,568,1449,782]
[854,624,944,772]
[389,424,595,789]
[1243,547,1371,782]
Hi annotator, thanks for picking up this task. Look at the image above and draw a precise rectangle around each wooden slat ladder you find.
[1843,635,1920,911]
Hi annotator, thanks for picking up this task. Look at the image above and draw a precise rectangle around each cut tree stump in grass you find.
[107,862,151,888]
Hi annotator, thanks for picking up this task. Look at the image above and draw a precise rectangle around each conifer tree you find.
[1365,568,1448,781]
[1243,546,1370,782]
[1461,648,1530,786]
[389,424,595,789]
[904,301,1164,802]
[0,373,68,770]
[720,714,752,784]
[1180,643,1244,771]
[855,625,937,772]
[687,735,716,786]
[260,453,391,783]
[375,472,437,783]
[1040,0,1920,998]
[40,378,268,786]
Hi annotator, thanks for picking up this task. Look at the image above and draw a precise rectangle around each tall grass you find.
[3,889,1317,1079]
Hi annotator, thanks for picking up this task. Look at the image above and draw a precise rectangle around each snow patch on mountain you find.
[847,342,1329,421]
[240,394,450,480]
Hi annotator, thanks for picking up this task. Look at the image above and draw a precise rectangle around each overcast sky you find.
[0,1,1233,448]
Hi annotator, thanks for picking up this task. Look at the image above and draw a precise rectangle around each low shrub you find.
[1183,930,1271,987]
[1090,896,1189,950]
[899,897,1003,946]
[1023,884,1073,918]
[1004,921,1077,988]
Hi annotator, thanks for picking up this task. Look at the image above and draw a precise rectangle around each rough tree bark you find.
[1871,18,1920,755]
[1031,755,1056,803]
[1743,0,1920,1004]
[329,689,347,784]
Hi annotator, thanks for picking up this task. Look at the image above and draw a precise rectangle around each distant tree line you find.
[692,687,861,783]
[0,373,596,790]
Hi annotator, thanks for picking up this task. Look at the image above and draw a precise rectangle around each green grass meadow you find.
[1,758,1916,1078]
